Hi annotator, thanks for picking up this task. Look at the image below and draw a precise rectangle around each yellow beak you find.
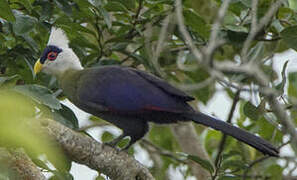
[34,59,43,74]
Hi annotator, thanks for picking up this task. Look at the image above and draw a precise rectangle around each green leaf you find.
[264,164,283,180]
[276,60,289,94]
[120,0,135,10]
[183,9,210,39]
[95,175,106,180]
[228,2,247,16]
[12,11,37,35]
[101,131,114,142]
[225,25,248,33]
[223,12,240,26]
[52,104,79,129]
[105,1,129,12]
[13,85,62,110]
[288,72,297,98]
[149,125,179,152]
[89,115,105,123]
[184,67,214,104]
[72,0,93,16]
[110,42,129,51]
[0,75,20,86]
[289,0,297,11]
[39,0,53,20]
[117,138,129,149]
[18,0,33,12]
[241,0,251,8]
[280,25,297,50]
[221,159,247,170]
[0,171,10,180]
[97,6,112,29]
[257,0,271,18]
[278,7,294,20]
[55,20,97,37]
[262,64,278,81]
[0,0,15,21]
[54,0,72,16]
[146,0,173,5]
[243,101,260,120]
[257,116,281,141]
[247,42,265,62]
[227,30,248,44]
[96,59,121,65]
[33,158,53,171]
[185,154,214,173]
[0,90,68,172]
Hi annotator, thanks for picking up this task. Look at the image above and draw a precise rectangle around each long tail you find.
[182,112,279,157]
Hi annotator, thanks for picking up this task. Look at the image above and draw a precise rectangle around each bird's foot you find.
[121,143,132,152]
[104,134,125,148]
[104,134,134,152]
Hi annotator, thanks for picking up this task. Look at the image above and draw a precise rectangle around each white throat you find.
[43,47,84,77]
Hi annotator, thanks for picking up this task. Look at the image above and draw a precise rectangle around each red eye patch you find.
[47,51,58,61]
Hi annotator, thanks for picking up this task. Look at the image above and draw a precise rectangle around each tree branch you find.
[241,0,286,62]
[213,89,241,178]
[175,0,203,62]
[215,61,297,153]
[0,148,46,180]
[171,122,211,179]
[175,0,296,156]
[38,118,154,180]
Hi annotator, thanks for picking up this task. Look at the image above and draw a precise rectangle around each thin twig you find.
[120,45,144,64]
[151,15,171,77]
[243,155,270,180]
[178,76,215,91]
[204,0,232,64]
[141,139,185,163]
[175,0,203,62]
[213,90,241,179]
[251,0,259,34]
[241,0,286,63]
[126,0,143,38]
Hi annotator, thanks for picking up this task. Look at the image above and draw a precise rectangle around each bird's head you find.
[34,27,83,77]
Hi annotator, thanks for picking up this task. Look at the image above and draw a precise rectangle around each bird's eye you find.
[47,51,58,61]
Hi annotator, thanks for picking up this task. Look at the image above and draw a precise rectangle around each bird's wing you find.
[76,66,193,113]
[130,68,194,101]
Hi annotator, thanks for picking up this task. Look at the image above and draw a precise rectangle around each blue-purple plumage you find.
[77,66,194,113]
[58,65,278,156]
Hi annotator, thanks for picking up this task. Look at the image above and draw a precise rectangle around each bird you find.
[34,27,279,157]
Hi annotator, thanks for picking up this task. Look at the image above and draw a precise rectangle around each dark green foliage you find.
[14,84,62,110]
[185,154,214,174]
[281,25,297,50]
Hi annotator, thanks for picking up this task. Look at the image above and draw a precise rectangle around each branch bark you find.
[171,122,211,179]
[38,118,154,180]
[0,148,46,180]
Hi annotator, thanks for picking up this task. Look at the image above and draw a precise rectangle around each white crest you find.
[47,27,69,48]
[41,26,83,76]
